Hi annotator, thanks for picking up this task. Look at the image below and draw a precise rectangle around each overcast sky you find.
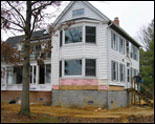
[1,1,154,44]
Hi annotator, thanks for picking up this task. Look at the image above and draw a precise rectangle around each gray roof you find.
[6,30,50,47]
[109,21,141,48]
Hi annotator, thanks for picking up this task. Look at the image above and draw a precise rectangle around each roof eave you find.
[109,21,141,48]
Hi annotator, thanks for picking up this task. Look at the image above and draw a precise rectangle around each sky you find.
[1,1,154,44]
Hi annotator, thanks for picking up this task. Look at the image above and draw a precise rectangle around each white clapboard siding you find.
[107,28,140,88]
[51,23,109,85]
[59,1,105,24]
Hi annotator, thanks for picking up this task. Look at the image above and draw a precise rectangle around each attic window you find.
[72,8,84,17]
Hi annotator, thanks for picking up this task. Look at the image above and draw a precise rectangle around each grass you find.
[1,102,154,123]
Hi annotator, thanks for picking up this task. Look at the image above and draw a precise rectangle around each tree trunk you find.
[19,1,32,116]
[19,41,30,116]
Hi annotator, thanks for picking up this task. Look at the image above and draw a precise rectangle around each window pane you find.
[45,64,51,83]
[111,61,118,81]
[86,26,96,43]
[86,59,96,76]
[30,66,32,84]
[7,67,13,84]
[65,27,82,44]
[65,60,82,76]
[60,31,63,47]
[59,61,62,77]
[15,66,23,84]
[72,9,84,17]
[111,31,118,51]
[34,66,36,84]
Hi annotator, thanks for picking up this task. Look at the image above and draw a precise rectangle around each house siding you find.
[51,23,108,89]
[107,28,140,88]
[58,1,105,24]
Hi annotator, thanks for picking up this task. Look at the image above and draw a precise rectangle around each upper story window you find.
[111,31,118,51]
[119,37,125,54]
[65,26,82,44]
[130,44,138,61]
[86,26,96,44]
[72,8,84,17]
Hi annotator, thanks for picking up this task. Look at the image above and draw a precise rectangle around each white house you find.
[1,1,141,108]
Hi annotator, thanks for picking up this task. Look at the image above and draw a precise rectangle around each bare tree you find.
[1,1,62,116]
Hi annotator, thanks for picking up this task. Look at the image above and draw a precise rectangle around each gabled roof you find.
[6,30,50,47]
[109,21,141,47]
[54,1,141,48]
[53,1,110,25]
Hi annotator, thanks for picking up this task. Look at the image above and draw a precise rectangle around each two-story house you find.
[1,1,141,108]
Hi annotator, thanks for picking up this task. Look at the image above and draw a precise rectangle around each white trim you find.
[53,1,110,26]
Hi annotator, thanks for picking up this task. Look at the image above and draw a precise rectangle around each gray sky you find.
[1,1,154,44]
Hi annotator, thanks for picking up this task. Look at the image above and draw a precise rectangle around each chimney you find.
[114,17,120,26]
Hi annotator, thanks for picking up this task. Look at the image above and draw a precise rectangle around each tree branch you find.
[6,1,26,24]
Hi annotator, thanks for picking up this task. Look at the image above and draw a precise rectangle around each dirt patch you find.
[1,103,154,123]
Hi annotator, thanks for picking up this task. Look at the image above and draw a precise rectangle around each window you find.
[126,41,129,56]
[7,67,13,84]
[120,64,125,82]
[39,65,45,84]
[65,60,82,76]
[30,65,36,84]
[39,64,51,84]
[127,68,130,82]
[133,46,138,61]
[119,37,125,54]
[134,69,138,77]
[86,59,96,76]
[86,26,96,43]
[60,30,63,47]
[14,66,23,84]
[111,61,118,81]
[31,45,41,58]
[130,44,138,61]
[65,27,82,44]
[111,31,118,51]
[72,8,84,17]
[59,61,62,77]
[45,64,51,83]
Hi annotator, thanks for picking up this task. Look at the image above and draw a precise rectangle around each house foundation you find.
[1,91,52,105]
[52,90,131,109]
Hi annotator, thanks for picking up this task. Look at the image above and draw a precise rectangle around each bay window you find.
[65,27,82,44]
[86,26,96,43]
[86,59,96,76]
[65,60,82,76]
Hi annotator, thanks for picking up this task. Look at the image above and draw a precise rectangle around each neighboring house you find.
[1,1,141,108]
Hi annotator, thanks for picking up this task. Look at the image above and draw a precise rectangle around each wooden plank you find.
[108,86,125,91]
[59,85,98,90]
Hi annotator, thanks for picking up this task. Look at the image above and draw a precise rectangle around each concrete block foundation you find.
[52,90,131,109]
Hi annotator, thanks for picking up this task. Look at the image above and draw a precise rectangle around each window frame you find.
[111,60,118,81]
[120,64,125,82]
[64,26,83,44]
[119,37,125,54]
[72,8,84,17]
[85,59,96,77]
[86,26,96,44]
[64,59,83,77]
[111,31,118,51]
